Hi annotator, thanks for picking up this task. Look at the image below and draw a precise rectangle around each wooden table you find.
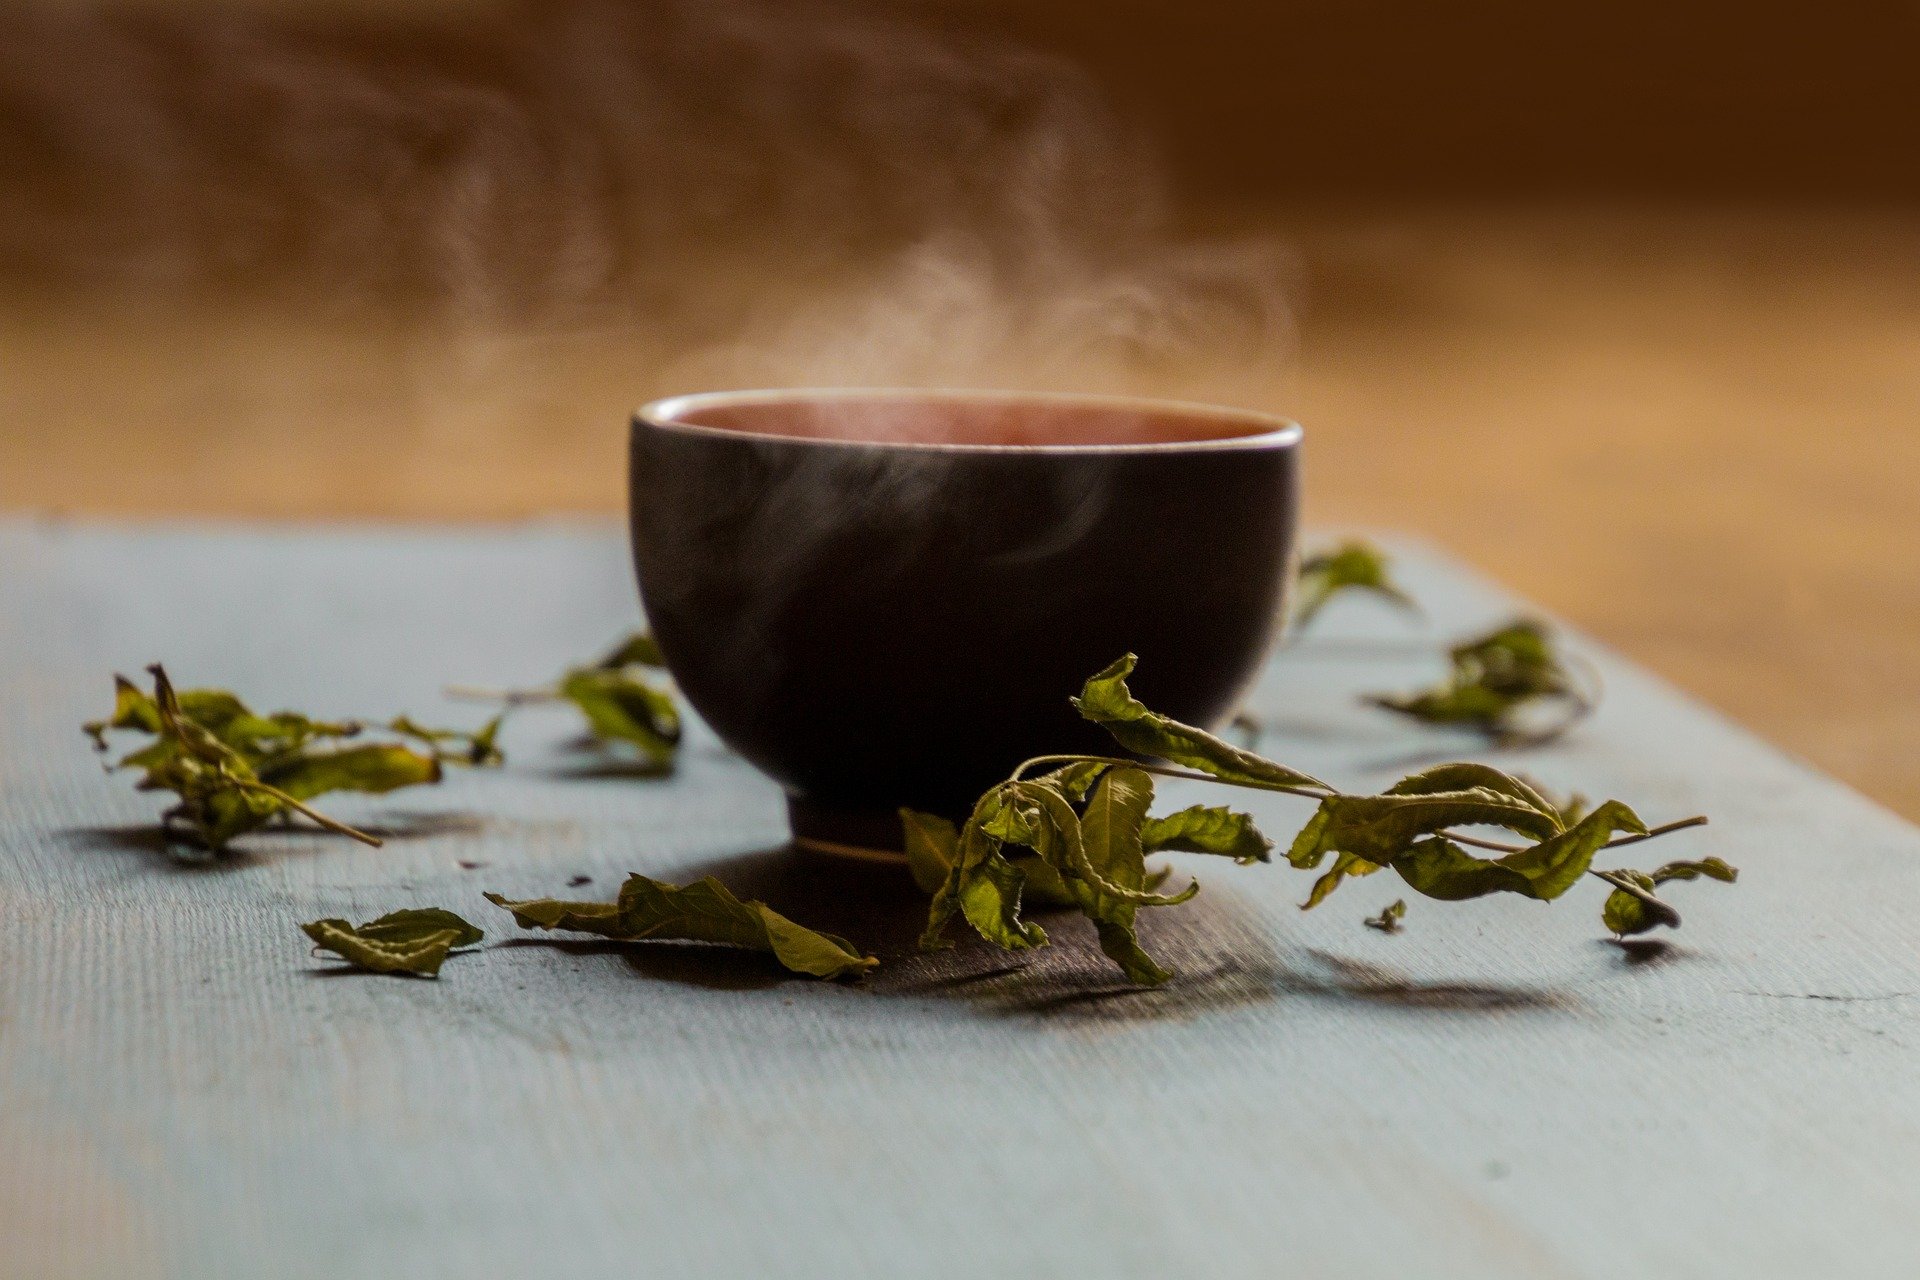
[3,521,1917,1278]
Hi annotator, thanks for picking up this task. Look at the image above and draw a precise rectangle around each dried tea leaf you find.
[260,743,443,802]
[1139,804,1273,863]
[899,808,959,895]
[1064,766,1173,985]
[388,713,505,766]
[1287,784,1565,872]
[959,850,1048,952]
[1369,619,1593,745]
[451,631,681,769]
[1074,654,1329,793]
[483,892,629,938]
[300,908,483,977]
[1365,899,1407,933]
[917,767,1198,982]
[557,668,681,768]
[596,631,668,669]
[351,907,485,949]
[1044,760,1111,801]
[1391,802,1646,903]
[489,874,877,980]
[1601,856,1739,936]
[1292,540,1416,630]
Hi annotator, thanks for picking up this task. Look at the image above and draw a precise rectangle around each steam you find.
[1,0,1295,405]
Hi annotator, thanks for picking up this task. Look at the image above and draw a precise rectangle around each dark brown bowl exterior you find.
[628,393,1299,835]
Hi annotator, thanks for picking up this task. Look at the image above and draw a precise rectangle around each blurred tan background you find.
[2,0,1916,817]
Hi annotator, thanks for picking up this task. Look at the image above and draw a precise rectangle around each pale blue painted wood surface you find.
[2,521,1916,1278]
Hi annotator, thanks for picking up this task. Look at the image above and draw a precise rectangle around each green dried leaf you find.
[899,808,959,895]
[1139,804,1273,863]
[490,874,877,980]
[1073,654,1330,793]
[1288,784,1565,872]
[1365,899,1407,933]
[1022,778,1198,909]
[483,892,629,938]
[1385,762,1562,819]
[1009,854,1078,907]
[959,851,1048,952]
[1647,856,1738,886]
[557,667,681,768]
[597,631,668,669]
[1600,856,1738,936]
[1063,766,1174,985]
[920,790,1005,951]
[1391,801,1646,903]
[1292,540,1416,630]
[388,713,506,767]
[260,743,443,801]
[1303,850,1384,910]
[1044,760,1111,801]
[300,908,483,977]
[1369,619,1593,744]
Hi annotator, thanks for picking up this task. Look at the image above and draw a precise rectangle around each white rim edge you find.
[633,387,1302,455]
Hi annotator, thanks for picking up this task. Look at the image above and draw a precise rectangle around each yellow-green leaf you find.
[1064,765,1176,985]
[1288,786,1565,872]
[1368,619,1591,744]
[558,668,681,768]
[899,808,959,895]
[260,744,442,802]
[1391,801,1645,903]
[483,892,629,937]
[1139,804,1272,863]
[1364,899,1407,933]
[490,875,877,980]
[1292,540,1416,630]
[597,631,668,668]
[1073,654,1329,793]
[300,908,483,977]
[1601,857,1738,936]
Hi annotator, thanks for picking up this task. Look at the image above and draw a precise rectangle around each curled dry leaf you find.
[300,908,484,978]
[1292,540,1417,631]
[488,873,877,980]
[1367,619,1596,746]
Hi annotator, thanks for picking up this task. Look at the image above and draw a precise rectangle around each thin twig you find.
[443,684,562,705]
[235,779,383,847]
[1008,754,1331,800]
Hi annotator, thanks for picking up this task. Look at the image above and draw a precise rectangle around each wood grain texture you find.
[2,521,1917,1279]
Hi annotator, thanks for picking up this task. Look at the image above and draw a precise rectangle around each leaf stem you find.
[1444,814,1708,855]
[233,778,383,848]
[1007,754,1331,800]
[443,684,562,705]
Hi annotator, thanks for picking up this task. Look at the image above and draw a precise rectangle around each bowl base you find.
[787,797,911,866]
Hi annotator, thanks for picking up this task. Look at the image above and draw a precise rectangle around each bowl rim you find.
[633,387,1303,455]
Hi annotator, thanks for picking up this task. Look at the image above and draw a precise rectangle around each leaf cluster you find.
[912,654,1727,985]
[85,666,500,853]
[1368,619,1595,745]
[487,873,876,979]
